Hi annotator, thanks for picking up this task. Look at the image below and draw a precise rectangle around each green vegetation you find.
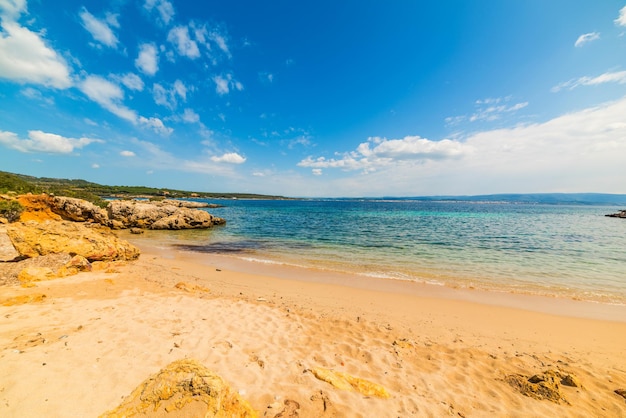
[0,199,24,222]
[0,170,291,203]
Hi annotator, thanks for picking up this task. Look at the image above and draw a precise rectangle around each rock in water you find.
[6,221,140,261]
[99,358,257,418]
[107,200,225,230]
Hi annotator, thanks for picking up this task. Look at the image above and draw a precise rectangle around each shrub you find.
[0,199,24,222]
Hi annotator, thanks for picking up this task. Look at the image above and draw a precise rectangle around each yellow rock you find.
[310,367,390,398]
[99,358,257,418]
[1,293,47,306]
[18,266,57,283]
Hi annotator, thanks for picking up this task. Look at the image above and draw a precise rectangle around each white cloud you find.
[209,30,230,57]
[551,70,626,92]
[152,80,187,109]
[213,73,243,95]
[78,75,137,122]
[173,79,186,100]
[135,43,158,76]
[0,0,27,20]
[79,8,118,48]
[446,96,528,125]
[298,96,626,196]
[0,21,72,88]
[616,6,626,26]
[299,136,465,173]
[117,72,144,91]
[312,168,322,176]
[0,129,102,153]
[210,152,246,164]
[92,163,100,169]
[138,116,173,135]
[120,150,135,157]
[181,108,199,123]
[20,87,53,104]
[574,32,600,47]
[144,0,175,25]
[168,25,200,59]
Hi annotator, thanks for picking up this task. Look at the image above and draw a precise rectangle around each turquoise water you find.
[149,199,626,304]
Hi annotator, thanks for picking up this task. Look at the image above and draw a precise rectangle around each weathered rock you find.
[99,358,257,418]
[505,370,580,404]
[107,200,225,230]
[129,227,144,234]
[162,199,210,208]
[0,253,72,286]
[0,225,21,261]
[17,194,61,222]
[57,255,92,277]
[18,266,57,284]
[605,210,626,218]
[49,196,109,224]
[6,221,140,262]
[310,367,390,398]
[1,293,47,306]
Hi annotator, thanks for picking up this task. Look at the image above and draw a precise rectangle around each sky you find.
[1,0,626,197]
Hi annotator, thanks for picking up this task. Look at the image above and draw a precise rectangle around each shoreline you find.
[1,242,626,416]
[126,233,626,323]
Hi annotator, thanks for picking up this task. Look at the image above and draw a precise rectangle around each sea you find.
[136,199,626,305]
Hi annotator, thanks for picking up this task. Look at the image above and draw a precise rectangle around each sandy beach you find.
[1,242,626,417]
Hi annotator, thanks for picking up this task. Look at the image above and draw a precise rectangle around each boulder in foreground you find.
[99,358,257,418]
[6,220,140,261]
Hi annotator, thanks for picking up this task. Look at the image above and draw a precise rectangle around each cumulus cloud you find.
[0,0,27,20]
[298,96,626,196]
[0,20,72,88]
[299,136,466,173]
[616,5,626,26]
[139,116,173,135]
[551,70,626,92]
[117,72,144,91]
[213,73,243,95]
[312,168,322,176]
[144,0,175,25]
[0,129,102,153]
[79,8,118,48]
[135,43,158,76]
[574,32,600,47]
[210,152,246,164]
[78,75,137,122]
[120,150,135,157]
[168,25,199,59]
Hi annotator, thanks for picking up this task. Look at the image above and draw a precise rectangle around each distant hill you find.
[400,193,626,205]
[0,170,290,207]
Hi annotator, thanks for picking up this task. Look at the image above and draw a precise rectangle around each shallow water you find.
[135,199,626,304]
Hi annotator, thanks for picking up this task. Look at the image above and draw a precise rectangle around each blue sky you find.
[1,0,625,197]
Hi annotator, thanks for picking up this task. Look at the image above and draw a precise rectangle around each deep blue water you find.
[153,199,626,304]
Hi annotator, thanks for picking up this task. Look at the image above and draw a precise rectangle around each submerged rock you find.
[99,358,257,418]
[605,210,626,218]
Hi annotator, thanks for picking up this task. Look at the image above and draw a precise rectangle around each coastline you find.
[1,241,626,416]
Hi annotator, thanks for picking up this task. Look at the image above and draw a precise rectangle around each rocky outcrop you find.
[0,225,21,262]
[505,370,582,404]
[14,194,225,230]
[605,210,626,218]
[6,221,140,262]
[99,358,257,418]
[106,200,225,230]
[49,196,109,224]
